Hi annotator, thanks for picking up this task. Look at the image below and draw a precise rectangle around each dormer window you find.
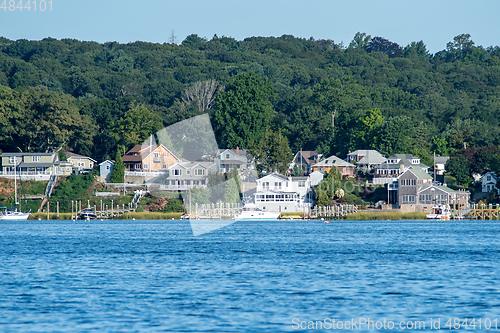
[33,156,40,162]
[412,159,420,164]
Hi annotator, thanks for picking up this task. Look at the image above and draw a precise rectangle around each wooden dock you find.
[466,204,500,220]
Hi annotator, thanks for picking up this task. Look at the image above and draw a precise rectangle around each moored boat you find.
[426,204,451,220]
[0,156,31,221]
[234,203,280,221]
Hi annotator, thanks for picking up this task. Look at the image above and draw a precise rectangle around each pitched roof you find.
[66,151,97,162]
[122,144,178,163]
[259,173,289,182]
[294,150,321,166]
[418,184,459,194]
[434,156,450,164]
[401,168,432,179]
[376,154,429,170]
[313,155,354,168]
[356,150,386,165]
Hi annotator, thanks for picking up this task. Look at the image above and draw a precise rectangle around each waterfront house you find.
[346,149,386,172]
[394,168,469,212]
[312,155,355,178]
[373,154,429,185]
[290,150,322,175]
[254,173,314,212]
[396,168,433,206]
[417,185,470,210]
[215,147,250,173]
[99,160,114,183]
[161,161,217,191]
[122,144,179,173]
[0,151,72,180]
[65,151,97,174]
[481,171,499,194]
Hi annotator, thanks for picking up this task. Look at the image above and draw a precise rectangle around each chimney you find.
[236,146,239,154]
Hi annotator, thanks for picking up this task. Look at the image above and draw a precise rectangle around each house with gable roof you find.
[122,144,179,173]
[347,149,387,172]
[254,173,315,212]
[290,150,323,175]
[0,151,73,180]
[481,171,499,194]
[312,155,355,179]
[392,168,470,211]
[373,154,429,184]
[161,161,217,191]
[215,147,250,173]
[65,150,97,174]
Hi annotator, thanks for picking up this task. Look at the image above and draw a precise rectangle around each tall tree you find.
[110,105,163,149]
[212,72,275,148]
[109,150,125,183]
[181,79,221,112]
[446,155,472,186]
[252,128,292,175]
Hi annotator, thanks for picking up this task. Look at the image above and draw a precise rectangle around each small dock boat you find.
[426,204,451,220]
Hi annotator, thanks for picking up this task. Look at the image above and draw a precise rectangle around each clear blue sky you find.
[0,0,498,54]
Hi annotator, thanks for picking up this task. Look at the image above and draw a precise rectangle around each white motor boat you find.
[234,203,280,221]
[426,204,452,220]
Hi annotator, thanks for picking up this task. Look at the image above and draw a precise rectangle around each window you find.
[275,182,281,189]
[89,163,93,169]
[226,154,230,159]
[487,176,491,181]
[9,156,16,164]
[32,156,40,162]
[143,163,149,170]
[263,182,269,190]
[106,165,110,170]
[299,180,306,187]
[195,169,205,176]
[154,152,159,158]
[135,164,142,170]
[173,169,182,176]
[187,169,190,175]
[162,164,167,169]
[78,162,85,167]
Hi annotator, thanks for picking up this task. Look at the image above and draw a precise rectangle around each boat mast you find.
[14,156,18,206]
[433,151,436,186]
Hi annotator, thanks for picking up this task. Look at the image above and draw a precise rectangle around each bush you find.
[162,198,185,212]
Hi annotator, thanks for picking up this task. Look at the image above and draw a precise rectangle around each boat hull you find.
[234,212,280,221]
[0,212,30,221]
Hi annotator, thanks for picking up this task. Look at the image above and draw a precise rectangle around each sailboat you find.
[0,156,31,221]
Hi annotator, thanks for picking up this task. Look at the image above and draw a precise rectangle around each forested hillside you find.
[1,33,500,177]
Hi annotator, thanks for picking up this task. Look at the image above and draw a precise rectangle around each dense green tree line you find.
[0,33,499,178]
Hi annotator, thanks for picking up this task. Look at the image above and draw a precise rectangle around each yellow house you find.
[65,151,97,174]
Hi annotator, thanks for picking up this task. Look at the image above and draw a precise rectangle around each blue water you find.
[1,220,500,332]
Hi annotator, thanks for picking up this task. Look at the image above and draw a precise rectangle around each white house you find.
[161,161,217,191]
[254,173,314,212]
[434,156,450,176]
[481,172,499,194]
